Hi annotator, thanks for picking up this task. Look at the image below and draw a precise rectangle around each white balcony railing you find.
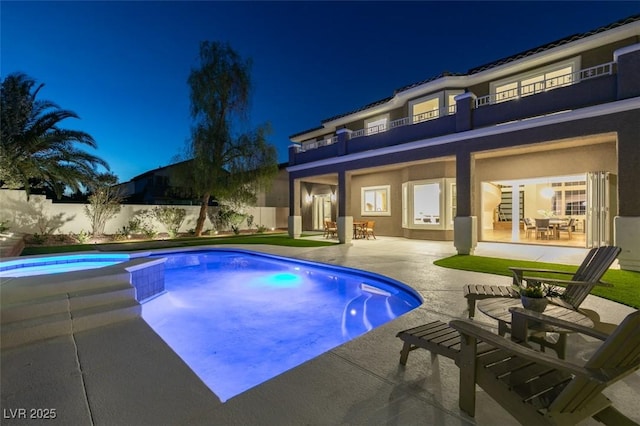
[474,62,614,108]
[299,135,338,152]
[297,62,613,153]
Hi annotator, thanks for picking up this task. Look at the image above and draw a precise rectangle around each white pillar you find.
[337,216,353,244]
[511,183,520,242]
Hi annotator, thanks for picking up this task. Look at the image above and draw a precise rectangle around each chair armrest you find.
[520,276,612,288]
[509,307,610,340]
[449,319,607,382]
[509,267,574,285]
[509,267,575,276]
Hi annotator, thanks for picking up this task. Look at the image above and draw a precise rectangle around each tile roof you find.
[290,14,639,141]
[466,14,640,74]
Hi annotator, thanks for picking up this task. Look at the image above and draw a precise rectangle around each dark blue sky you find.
[2,1,638,183]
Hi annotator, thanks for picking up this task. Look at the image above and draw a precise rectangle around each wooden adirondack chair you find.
[463,245,621,318]
[450,308,640,425]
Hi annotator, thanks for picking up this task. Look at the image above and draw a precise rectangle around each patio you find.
[1,238,637,425]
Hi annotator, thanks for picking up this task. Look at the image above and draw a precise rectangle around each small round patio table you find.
[477,298,594,358]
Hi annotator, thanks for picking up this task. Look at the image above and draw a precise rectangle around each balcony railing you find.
[475,62,614,108]
[299,135,338,152]
[297,61,614,153]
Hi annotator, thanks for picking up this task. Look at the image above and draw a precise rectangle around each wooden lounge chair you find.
[463,245,621,318]
[449,308,640,425]
[397,320,494,366]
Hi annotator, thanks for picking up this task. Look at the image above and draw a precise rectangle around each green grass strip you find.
[20,233,335,256]
[434,255,640,309]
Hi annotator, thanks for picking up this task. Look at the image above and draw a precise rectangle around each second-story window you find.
[412,97,440,123]
[491,57,580,103]
[409,90,463,123]
[365,115,388,135]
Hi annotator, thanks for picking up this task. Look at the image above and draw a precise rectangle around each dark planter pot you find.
[521,296,548,312]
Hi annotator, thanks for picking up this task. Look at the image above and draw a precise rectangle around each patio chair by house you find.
[463,245,621,318]
[557,217,575,239]
[323,221,337,239]
[449,308,640,424]
[535,218,551,239]
[364,221,376,240]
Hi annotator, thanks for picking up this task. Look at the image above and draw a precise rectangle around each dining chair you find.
[534,218,550,239]
[364,221,376,239]
[558,217,575,239]
[522,217,536,239]
[323,220,337,239]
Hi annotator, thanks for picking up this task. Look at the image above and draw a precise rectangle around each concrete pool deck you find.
[1,238,638,425]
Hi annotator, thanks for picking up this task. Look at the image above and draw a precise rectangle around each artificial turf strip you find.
[20,233,336,255]
[433,255,640,309]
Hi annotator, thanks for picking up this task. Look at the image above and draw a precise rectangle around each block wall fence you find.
[0,189,288,235]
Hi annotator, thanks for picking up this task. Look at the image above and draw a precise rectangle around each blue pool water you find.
[0,254,130,278]
[142,249,421,402]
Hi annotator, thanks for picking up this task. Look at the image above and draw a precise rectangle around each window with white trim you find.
[365,115,388,135]
[491,57,580,103]
[409,90,463,123]
[402,178,456,229]
[361,185,390,216]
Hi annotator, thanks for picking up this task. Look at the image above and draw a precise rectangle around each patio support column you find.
[336,128,350,156]
[613,45,640,271]
[614,106,640,271]
[337,170,353,244]
[288,178,302,239]
[454,92,476,132]
[454,149,477,254]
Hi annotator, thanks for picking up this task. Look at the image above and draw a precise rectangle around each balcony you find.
[291,61,618,165]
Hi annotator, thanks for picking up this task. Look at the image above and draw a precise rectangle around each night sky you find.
[2,1,638,183]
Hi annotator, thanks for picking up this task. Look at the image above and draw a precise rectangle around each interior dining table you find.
[548,218,568,239]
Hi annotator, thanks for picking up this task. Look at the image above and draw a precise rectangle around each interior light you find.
[541,187,555,199]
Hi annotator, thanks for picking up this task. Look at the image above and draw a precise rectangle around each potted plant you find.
[514,280,562,312]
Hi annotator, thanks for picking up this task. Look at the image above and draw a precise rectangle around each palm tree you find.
[0,72,109,198]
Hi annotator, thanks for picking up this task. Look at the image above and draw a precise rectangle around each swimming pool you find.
[142,249,421,402]
[0,253,131,278]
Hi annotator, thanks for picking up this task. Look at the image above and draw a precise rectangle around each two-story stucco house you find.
[286,15,640,271]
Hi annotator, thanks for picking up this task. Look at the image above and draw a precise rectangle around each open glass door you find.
[586,172,616,247]
[312,195,333,231]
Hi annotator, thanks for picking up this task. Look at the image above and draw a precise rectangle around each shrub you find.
[31,233,46,244]
[72,230,90,244]
[151,206,186,238]
[84,173,123,237]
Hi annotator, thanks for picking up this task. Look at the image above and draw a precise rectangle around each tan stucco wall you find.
[348,160,455,238]
[474,142,616,184]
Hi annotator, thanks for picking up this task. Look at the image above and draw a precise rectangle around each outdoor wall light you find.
[305,194,312,204]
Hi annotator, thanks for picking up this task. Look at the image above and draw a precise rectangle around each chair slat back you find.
[534,218,550,229]
[549,310,640,414]
[562,246,621,309]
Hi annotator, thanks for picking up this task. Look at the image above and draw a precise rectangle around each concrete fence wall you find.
[0,189,287,235]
